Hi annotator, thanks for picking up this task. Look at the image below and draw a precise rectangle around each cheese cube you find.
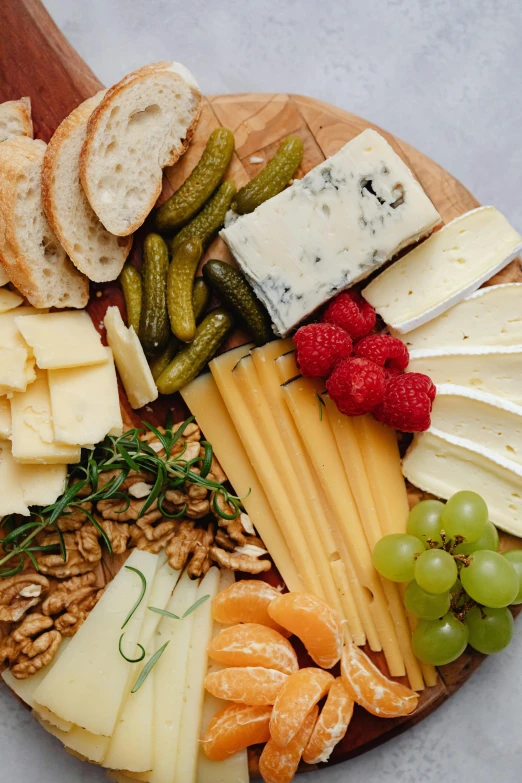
[48,346,123,445]
[10,369,81,464]
[364,207,522,333]
[0,441,66,515]
[0,287,23,313]
[15,311,107,369]
[0,397,10,438]
[104,306,158,410]
[222,128,440,335]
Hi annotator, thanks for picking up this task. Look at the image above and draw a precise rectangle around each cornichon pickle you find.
[119,264,142,333]
[233,135,304,214]
[167,238,203,343]
[192,277,211,320]
[156,308,234,395]
[155,128,235,233]
[203,260,272,346]
[170,180,236,253]
[139,233,170,355]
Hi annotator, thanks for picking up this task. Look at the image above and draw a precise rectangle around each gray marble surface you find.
[2,0,522,781]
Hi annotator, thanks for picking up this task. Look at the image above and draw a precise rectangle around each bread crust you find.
[0,97,33,142]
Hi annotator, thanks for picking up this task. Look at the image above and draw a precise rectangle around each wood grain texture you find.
[1,0,518,774]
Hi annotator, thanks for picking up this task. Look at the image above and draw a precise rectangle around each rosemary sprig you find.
[131,642,169,693]
[121,567,147,629]
[315,391,326,421]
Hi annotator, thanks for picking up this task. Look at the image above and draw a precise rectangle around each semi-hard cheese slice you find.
[395,283,522,350]
[33,549,158,736]
[403,428,522,537]
[48,346,123,445]
[2,638,71,713]
[0,396,11,438]
[364,207,522,333]
[408,346,522,405]
[0,306,39,393]
[33,715,110,763]
[0,287,23,313]
[222,128,440,336]
[104,306,158,410]
[15,311,107,369]
[0,440,66,515]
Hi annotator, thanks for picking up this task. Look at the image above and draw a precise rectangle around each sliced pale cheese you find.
[10,369,81,464]
[0,440,65,515]
[0,306,39,352]
[363,206,522,333]
[48,346,123,445]
[2,638,71,718]
[104,306,158,410]
[34,549,158,736]
[395,283,522,350]
[15,311,107,369]
[0,441,30,514]
[0,287,23,313]
[176,567,221,783]
[408,345,522,404]
[182,354,304,593]
[0,346,32,395]
[403,428,522,537]
[0,396,11,437]
[33,715,110,763]
[108,774,145,783]
[150,569,199,783]
[0,267,9,287]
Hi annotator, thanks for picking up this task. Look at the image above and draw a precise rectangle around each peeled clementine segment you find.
[260,705,318,783]
[302,677,354,764]
[212,580,290,635]
[202,703,272,761]
[341,643,419,718]
[208,623,299,675]
[267,592,343,669]
[270,667,334,748]
[204,666,289,706]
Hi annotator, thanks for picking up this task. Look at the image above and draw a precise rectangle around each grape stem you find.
[453,554,471,566]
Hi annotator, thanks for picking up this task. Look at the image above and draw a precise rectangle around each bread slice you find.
[42,92,132,282]
[0,137,89,308]
[0,98,33,143]
[80,61,202,236]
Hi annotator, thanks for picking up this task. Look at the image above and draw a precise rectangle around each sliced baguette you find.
[0,137,89,308]
[0,98,33,143]
[42,91,133,282]
[80,61,202,236]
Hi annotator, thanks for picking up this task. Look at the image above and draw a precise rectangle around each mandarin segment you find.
[204,666,289,706]
[302,677,354,764]
[267,592,343,669]
[212,580,290,635]
[341,643,419,718]
[259,705,319,783]
[202,703,272,761]
[208,623,299,674]
[270,667,334,748]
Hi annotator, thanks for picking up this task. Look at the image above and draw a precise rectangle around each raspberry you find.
[294,323,352,378]
[354,334,409,375]
[322,290,376,341]
[326,357,386,416]
[374,372,436,432]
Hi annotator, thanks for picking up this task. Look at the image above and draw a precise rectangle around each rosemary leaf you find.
[131,641,169,693]
[119,634,146,663]
[121,566,147,629]
[182,594,210,618]
[147,607,181,620]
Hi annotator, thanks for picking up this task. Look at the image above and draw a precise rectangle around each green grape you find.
[440,490,488,543]
[372,534,425,583]
[460,550,519,608]
[453,521,499,555]
[404,581,450,619]
[450,577,466,608]
[412,613,469,666]
[414,549,458,594]
[502,550,522,605]
[466,605,514,654]
[407,500,444,547]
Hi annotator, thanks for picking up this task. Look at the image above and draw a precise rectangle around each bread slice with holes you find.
[42,91,133,282]
[0,137,89,308]
[80,61,202,236]
[0,98,33,143]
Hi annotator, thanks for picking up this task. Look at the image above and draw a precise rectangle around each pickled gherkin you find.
[192,277,211,319]
[139,233,170,356]
[170,180,236,253]
[119,264,142,333]
[167,238,203,343]
[233,134,304,214]
[155,128,235,233]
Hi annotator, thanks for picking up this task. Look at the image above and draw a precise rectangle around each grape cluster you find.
[372,491,522,666]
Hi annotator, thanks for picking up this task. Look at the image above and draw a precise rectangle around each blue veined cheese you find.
[221,128,441,335]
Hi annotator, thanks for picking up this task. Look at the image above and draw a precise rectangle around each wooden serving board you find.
[2,0,522,777]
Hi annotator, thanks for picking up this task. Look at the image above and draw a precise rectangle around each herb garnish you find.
[118,566,148,663]
[315,391,326,420]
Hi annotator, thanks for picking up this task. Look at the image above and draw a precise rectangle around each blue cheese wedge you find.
[221,129,441,335]
[364,207,522,333]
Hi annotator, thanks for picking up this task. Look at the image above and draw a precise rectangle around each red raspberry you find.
[322,291,376,341]
[354,334,409,375]
[294,323,352,378]
[374,372,436,432]
[326,357,386,416]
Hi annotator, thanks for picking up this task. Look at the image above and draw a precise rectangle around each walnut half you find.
[0,574,50,623]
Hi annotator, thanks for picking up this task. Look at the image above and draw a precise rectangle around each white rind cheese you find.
[15,311,107,369]
[222,128,440,335]
[395,283,522,350]
[364,206,522,333]
[104,306,158,410]
[403,428,522,537]
[408,345,522,405]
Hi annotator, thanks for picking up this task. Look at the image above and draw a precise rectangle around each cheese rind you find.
[104,306,158,410]
[15,311,107,369]
[222,128,440,335]
[364,207,522,333]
